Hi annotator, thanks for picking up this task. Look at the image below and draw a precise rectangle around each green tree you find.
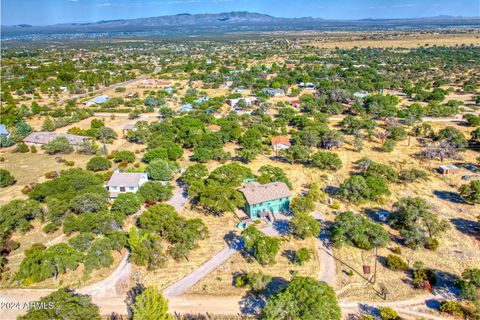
[146,160,175,181]
[41,117,55,132]
[261,277,340,320]
[18,288,100,320]
[234,271,272,292]
[0,169,16,188]
[138,182,173,203]
[290,213,320,239]
[385,254,409,271]
[390,197,449,249]
[180,163,208,185]
[257,165,292,188]
[242,226,281,265]
[311,151,342,170]
[44,136,73,154]
[290,196,315,215]
[365,162,398,182]
[437,126,468,150]
[132,286,173,320]
[86,156,111,172]
[114,150,135,163]
[459,180,480,204]
[69,192,107,213]
[331,211,389,249]
[111,192,141,216]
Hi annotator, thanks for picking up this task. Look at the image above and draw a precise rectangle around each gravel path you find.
[312,212,337,288]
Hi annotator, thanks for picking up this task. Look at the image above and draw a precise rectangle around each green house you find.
[239,182,291,218]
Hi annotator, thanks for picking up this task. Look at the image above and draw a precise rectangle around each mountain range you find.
[3,11,479,36]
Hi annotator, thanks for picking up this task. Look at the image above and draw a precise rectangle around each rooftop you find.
[107,172,147,187]
[271,135,291,146]
[239,182,291,205]
[23,132,89,145]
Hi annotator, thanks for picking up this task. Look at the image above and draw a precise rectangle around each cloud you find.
[67,0,80,2]
[97,2,111,6]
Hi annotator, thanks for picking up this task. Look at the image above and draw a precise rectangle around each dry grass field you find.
[187,237,319,296]
[132,209,239,290]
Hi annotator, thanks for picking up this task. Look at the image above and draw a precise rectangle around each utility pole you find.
[373,240,378,284]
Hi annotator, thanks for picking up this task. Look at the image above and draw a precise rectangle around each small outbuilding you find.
[439,165,459,175]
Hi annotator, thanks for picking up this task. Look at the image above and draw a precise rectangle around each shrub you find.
[15,143,29,153]
[295,247,313,265]
[113,150,135,163]
[392,247,402,255]
[42,222,59,234]
[386,254,409,271]
[43,136,73,154]
[439,301,464,318]
[30,145,37,153]
[424,237,439,251]
[0,169,16,188]
[379,306,400,320]
[311,151,342,170]
[234,271,272,292]
[44,171,58,179]
[381,139,396,152]
[86,156,112,172]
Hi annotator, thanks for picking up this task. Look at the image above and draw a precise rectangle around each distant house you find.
[83,95,110,106]
[226,97,258,108]
[239,182,291,219]
[0,124,10,138]
[23,132,90,146]
[122,123,137,135]
[299,82,315,88]
[262,88,285,97]
[291,100,300,108]
[271,135,291,153]
[106,172,148,199]
[194,97,211,105]
[207,124,221,132]
[353,91,369,99]
[179,104,194,112]
[439,165,459,175]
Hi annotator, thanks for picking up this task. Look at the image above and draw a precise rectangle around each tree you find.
[365,162,398,182]
[261,277,340,320]
[44,136,73,154]
[111,192,141,216]
[146,160,175,181]
[455,268,480,301]
[290,213,320,239]
[290,196,315,215]
[41,117,55,132]
[257,165,292,188]
[113,150,135,163]
[311,151,342,170]
[242,225,281,265]
[379,307,400,320]
[330,211,389,249]
[437,126,468,150]
[340,175,390,203]
[97,127,118,143]
[70,192,108,213]
[390,197,450,249]
[196,184,245,215]
[180,163,208,186]
[84,238,114,272]
[459,180,480,204]
[138,182,173,203]
[131,286,173,320]
[18,288,100,320]
[381,139,396,152]
[86,156,111,172]
[0,169,16,187]
[280,145,309,164]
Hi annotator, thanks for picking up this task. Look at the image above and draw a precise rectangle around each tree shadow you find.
[223,231,245,251]
[450,218,480,238]
[125,282,145,319]
[432,190,463,204]
[273,219,290,235]
[324,185,340,197]
[432,269,461,299]
[265,276,289,295]
[239,291,266,316]
[282,249,296,264]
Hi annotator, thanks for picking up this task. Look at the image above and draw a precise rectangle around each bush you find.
[386,254,409,271]
[113,150,135,163]
[30,145,37,153]
[15,143,29,153]
[295,247,312,265]
[234,271,272,292]
[311,151,342,170]
[42,222,59,234]
[439,301,464,318]
[86,156,112,172]
[379,306,400,320]
[399,169,427,182]
[392,247,402,255]
[381,139,396,152]
[459,180,480,204]
[424,237,439,251]
[0,169,16,188]
[43,136,73,154]
[290,196,315,214]
[44,171,59,179]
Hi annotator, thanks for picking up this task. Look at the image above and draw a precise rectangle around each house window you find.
[120,187,126,192]
[129,187,135,191]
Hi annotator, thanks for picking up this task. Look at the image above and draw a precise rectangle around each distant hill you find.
[2,11,479,36]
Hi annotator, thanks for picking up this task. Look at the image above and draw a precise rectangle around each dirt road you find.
[312,212,337,288]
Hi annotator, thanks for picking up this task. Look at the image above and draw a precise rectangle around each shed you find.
[439,165,459,175]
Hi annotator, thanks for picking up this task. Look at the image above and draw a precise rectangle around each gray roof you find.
[87,95,110,104]
[440,165,459,170]
[107,172,146,187]
[239,182,291,205]
[23,132,89,145]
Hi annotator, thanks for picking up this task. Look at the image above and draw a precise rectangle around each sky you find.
[2,0,479,25]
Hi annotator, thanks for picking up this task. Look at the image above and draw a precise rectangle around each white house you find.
[83,95,110,106]
[106,172,148,199]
